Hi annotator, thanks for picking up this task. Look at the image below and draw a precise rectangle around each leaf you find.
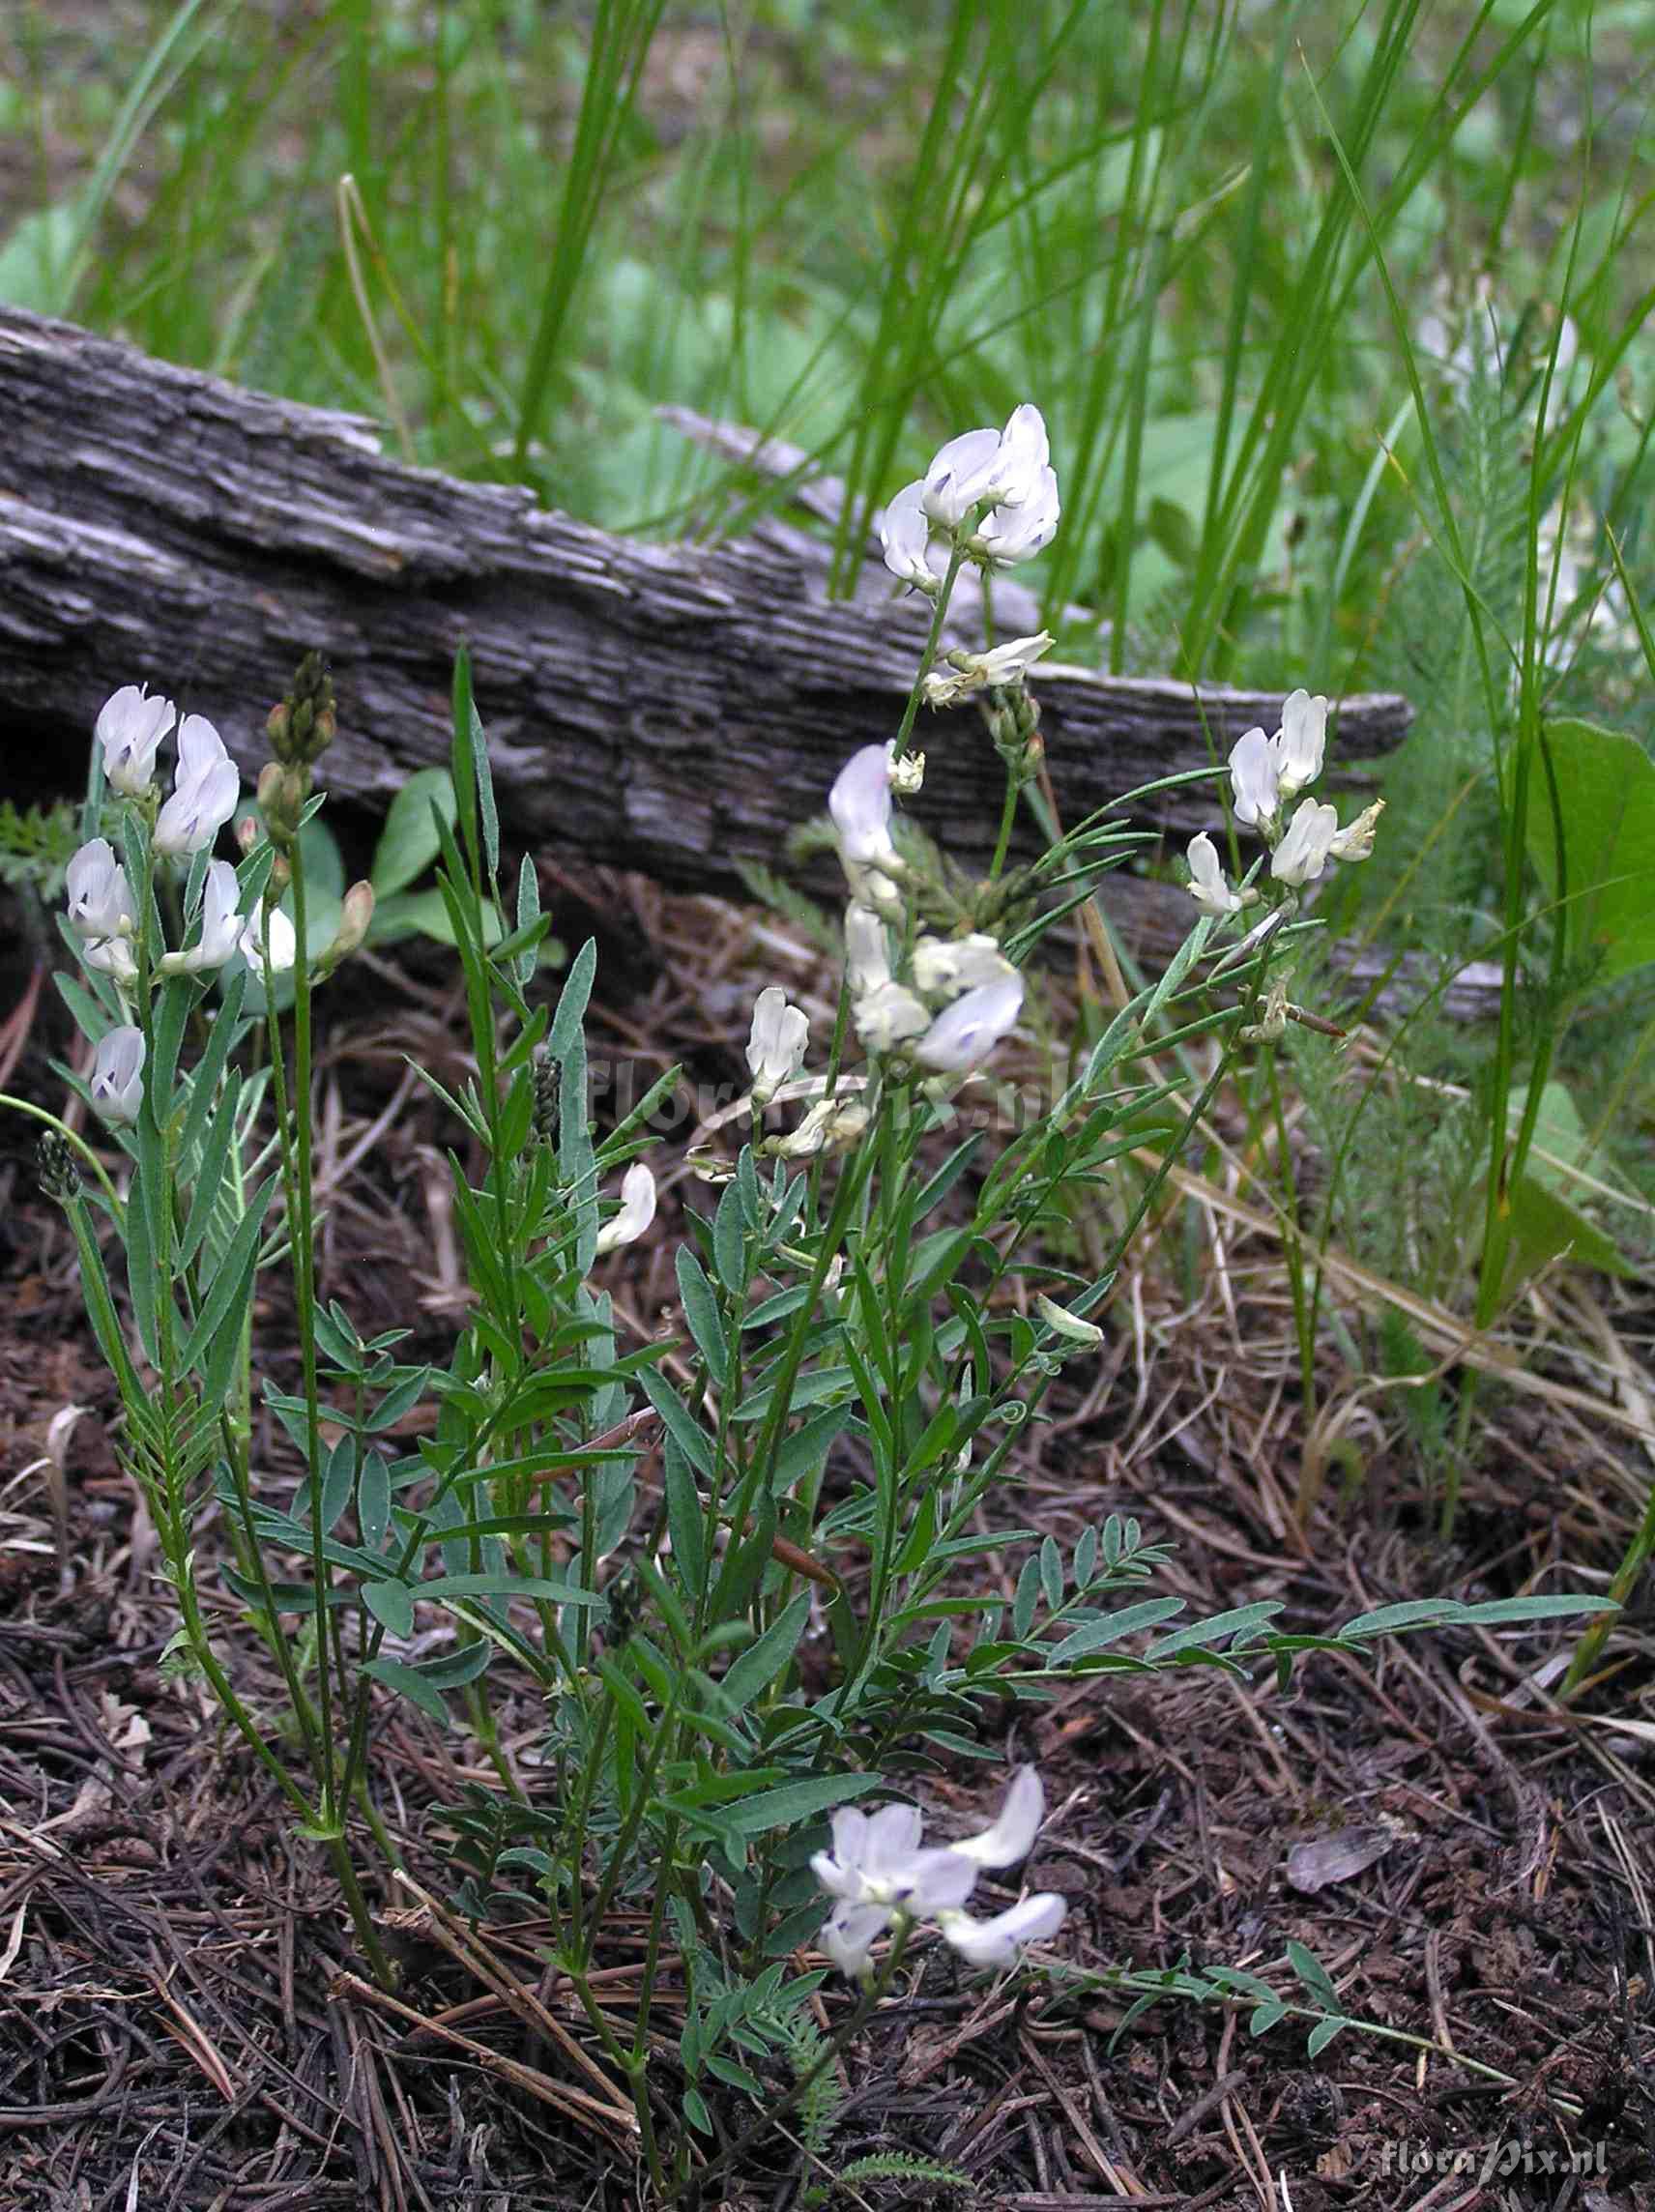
[363,1655,448,1724]
[363,1580,415,1638]
[370,768,458,898]
[1045,1597,1186,1665]
[1525,718,1655,986]
[665,1772,875,1839]
[1285,1939,1341,2015]
[677,1247,729,1386]
[720,1594,811,1711]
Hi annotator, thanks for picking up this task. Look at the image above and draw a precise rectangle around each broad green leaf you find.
[1525,719,1655,986]
[370,768,458,898]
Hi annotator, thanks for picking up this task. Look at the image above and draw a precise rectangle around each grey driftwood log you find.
[0,305,1412,959]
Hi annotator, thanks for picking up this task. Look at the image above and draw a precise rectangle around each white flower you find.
[1271,799,1340,887]
[82,935,138,985]
[66,839,134,942]
[1273,689,1327,800]
[972,466,1060,567]
[828,743,902,907]
[1328,800,1384,863]
[820,1903,894,1979]
[911,933,1014,999]
[918,406,1059,564]
[936,1893,1068,1968]
[921,426,1008,529]
[853,981,931,1056]
[745,986,809,1107]
[88,1026,146,1126]
[880,480,941,591]
[844,904,892,996]
[888,750,925,798]
[770,1097,869,1159]
[812,1802,973,1908]
[947,1765,1047,1867]
[1184,832,1243,918]
[923,631,1054,708]
[96,684,175,797]
[159,860,244,976]
[594,1162,656,1255]
[238,907,298,975]
[912,970,1025,1073]
[812,1768,1064,1980]
[993,403,1051,503]
[1228,726,1279,828]
[154,714,241,858]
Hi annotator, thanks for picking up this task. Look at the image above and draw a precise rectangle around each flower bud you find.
[321,881,375,971]
[267,652,336,767]
[37,1131,82,1203]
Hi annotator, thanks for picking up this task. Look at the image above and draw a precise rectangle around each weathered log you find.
[0,306,1411,922]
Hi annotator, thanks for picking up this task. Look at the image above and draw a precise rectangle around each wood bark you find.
[0,305,1437,1000]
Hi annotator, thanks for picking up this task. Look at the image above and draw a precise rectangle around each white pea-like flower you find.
[812,1768,1066,1981]
[844,904,892,996]
[1184,832,1243,917]
[918,406,1060,565]
[96,684,175,797]
[1228,726,1279,828]
[1273,689,1328,800]
[828,742,902,907]
[911,933,1014,1000]
[1271,799,1340,887]
[853,980,931,1056]
[594,1162,656,1256]
[88,1026,146,1126]
[921,425,1009,530]
[155,715,242,858]
[880,480,941,591]
[1328,800,1384,863]
[923,631,1054,708]
[912,970,1025,1073]
[159,860,245,976]
[745,986,810,1108]
[972,465,1060,567]
[82,935,138,985]
[770,1097,869,1160]
[66,839,134,942]
[935,1894,1068,1967]
[237,907,299,975]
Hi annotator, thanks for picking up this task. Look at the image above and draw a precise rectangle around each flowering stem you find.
[891,542,968,757]
[281,843,340,1825]
[0,1096,127,1216]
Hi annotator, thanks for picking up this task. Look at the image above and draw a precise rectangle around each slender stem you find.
[285,846,339,1820]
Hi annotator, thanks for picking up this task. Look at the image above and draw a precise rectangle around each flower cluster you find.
[68,684,309,1124]
[828,744,1025,1075]
[881,404,1060,593]
[812,1767,1066,1978]
[1184,688,1383,918]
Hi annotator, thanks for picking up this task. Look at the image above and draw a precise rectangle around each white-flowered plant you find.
[1183,684,1382,941]
[11,408,1538,2204]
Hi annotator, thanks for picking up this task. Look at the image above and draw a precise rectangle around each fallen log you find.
[0,306,1410,925]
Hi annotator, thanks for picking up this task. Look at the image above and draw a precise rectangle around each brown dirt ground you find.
[2,870,1653,2212]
